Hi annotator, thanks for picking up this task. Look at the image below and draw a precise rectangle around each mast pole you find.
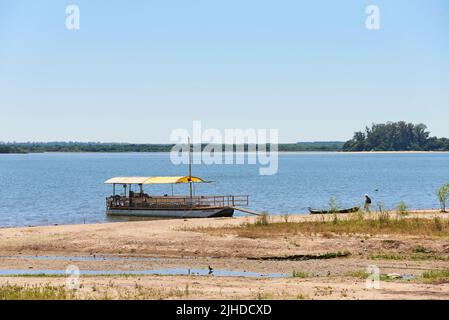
[188,136,193,199]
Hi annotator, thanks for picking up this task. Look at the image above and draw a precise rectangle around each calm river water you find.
[0,152,448,227]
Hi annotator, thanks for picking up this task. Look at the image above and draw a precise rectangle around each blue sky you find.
[1,0,448,143]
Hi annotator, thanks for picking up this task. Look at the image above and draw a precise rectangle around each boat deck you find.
[106,194,249,210]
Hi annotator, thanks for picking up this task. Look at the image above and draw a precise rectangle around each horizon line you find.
[0,140,346,145]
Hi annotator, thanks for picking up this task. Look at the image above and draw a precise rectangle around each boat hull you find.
[106,207,234,218]
[308,207,360,214]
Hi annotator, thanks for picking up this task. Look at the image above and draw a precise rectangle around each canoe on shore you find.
[308,206,360,214]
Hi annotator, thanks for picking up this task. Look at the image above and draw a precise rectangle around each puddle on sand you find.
[0,268,288,278]
[0,255,160,262]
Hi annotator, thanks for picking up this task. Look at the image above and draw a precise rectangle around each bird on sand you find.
[208,265,213,274]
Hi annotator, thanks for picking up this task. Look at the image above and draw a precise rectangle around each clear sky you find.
[1,0,448,143]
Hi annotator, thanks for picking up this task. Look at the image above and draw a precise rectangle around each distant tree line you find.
[4,122,446,153]
[0,142,173,153]
[343,122,449,151]
[0,141,344,153]
[0,145,26,153]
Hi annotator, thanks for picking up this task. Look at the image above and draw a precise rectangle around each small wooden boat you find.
[308,206,359,214]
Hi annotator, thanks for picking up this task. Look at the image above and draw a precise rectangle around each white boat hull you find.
[106,207,234,218]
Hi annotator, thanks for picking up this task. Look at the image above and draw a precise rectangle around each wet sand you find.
[1,211,449,299]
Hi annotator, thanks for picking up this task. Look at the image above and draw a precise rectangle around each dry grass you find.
[191,213,449,238]
[112,283,195,300]
[89,281,199,300]
[0,282,198,300]
[0,284,75,300]
[253,290,310,300]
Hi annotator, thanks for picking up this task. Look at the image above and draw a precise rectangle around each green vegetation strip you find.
[422,270,449,283]
[0,141,343,154]
[197,213,449,238]
[369,253,449,261]
[249,251,351,261]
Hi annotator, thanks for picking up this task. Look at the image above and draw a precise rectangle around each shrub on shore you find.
[437,183,449,212]
[328,197,340,213]
[292,271,310,278]
[396,202,409,215]
[254,212,269,226]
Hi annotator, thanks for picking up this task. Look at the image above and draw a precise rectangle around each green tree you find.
[342,121,445,152]
[437,183,449,212]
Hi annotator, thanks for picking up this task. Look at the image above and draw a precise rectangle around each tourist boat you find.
[308,206,360,214]
[104,139,249,218]
[104,176,249,218]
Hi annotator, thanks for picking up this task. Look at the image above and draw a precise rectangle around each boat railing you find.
[106,195,249,209]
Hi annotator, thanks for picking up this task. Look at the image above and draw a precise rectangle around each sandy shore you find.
[1,212,449,300]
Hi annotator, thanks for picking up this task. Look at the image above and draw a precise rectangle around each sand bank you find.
[1,211,449,299]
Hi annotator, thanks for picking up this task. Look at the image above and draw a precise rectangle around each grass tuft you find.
[254,212,269,226]
[422,270,449,283]
[292,271,310,278]
[396,202,409,216]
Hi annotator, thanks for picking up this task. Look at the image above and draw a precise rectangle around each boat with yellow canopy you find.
[104,175,249,218]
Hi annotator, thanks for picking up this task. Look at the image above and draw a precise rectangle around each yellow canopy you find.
[104,176,206,184]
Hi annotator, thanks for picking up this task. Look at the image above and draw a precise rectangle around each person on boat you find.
[364,194,372,212]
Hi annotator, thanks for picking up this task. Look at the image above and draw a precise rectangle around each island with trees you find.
[342,121,449,151]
